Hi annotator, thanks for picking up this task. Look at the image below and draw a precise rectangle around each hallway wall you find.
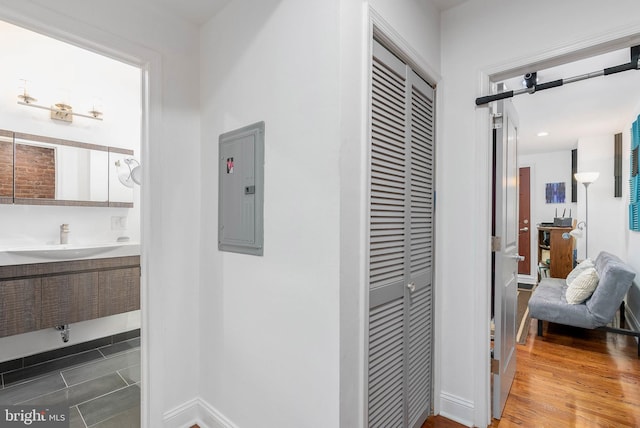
[199,0,441,427]
[440,1,640,426]
[576,134,627,261]
[625,102,640,331]
[199,1,341,426]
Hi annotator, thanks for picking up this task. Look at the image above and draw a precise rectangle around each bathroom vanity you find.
[0,255,140,338]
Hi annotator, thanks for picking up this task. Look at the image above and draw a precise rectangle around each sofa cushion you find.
[588,252,636,326]
[528,251,637,330]
[566,258,594,286]
[527,277,598,329]
[565,267,599,304]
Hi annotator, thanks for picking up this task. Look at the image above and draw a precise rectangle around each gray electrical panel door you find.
[218,121,264,256]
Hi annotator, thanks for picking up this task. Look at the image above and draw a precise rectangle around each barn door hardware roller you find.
[475,45,640,106]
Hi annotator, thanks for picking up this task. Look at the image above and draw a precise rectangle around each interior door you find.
[492,96,520,419]
[518,167,531,275]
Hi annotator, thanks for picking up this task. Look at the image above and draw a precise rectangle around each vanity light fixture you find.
[16,80,103,122]
[17,85,37,104]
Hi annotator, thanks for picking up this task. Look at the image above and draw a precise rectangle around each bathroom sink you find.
[5,243,127,260]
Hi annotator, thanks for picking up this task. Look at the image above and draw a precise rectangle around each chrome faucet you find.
[60,224,69,244]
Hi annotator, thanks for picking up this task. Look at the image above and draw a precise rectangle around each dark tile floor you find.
[0,338,140,427]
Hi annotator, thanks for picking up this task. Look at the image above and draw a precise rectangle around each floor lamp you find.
[571,172,600,259]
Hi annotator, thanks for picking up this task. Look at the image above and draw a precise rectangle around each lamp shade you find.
[574,171,600,184]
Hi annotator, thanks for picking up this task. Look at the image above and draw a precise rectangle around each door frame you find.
[475,26,640,426]
[353,7,443,428]
[0,4,159,427]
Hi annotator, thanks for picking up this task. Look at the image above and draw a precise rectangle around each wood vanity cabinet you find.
[41,272,99,327]
[98,267,140,317]
[0,256,140,338]
[0,278,41,336]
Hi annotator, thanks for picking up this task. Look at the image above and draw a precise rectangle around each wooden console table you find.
[537,226,574,279]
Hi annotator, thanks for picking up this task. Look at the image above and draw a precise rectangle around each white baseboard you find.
[198,399,238,428]
[163,397,238,428]
[517,274,536,285]
[438,392,474,427]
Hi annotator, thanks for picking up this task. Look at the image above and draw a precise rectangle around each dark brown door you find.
[518,167,531,275]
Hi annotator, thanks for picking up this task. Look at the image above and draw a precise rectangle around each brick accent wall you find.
[15,144,55,199]
[0,141,12,197]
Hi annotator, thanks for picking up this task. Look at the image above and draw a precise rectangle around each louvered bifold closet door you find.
[368,39,434,428]
[406,70,434,428]
[368,39,407,428]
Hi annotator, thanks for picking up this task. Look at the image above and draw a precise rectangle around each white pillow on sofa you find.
[566,258,594,286]
[565,267,599,304]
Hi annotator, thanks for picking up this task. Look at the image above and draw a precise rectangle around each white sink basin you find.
[6,243,126,260]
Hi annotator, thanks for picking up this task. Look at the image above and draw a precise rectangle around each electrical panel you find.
[218,121,264,255]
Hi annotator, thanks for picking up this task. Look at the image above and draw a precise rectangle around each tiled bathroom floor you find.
[0,338,140,427]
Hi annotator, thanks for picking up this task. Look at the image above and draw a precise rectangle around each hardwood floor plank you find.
[423,320,640,427]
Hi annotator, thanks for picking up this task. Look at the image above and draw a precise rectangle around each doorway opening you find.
[0,18,144,427]
[487,34,640,422]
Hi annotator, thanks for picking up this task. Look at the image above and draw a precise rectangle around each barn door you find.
[367,39,435,428]
[492,97,520,419]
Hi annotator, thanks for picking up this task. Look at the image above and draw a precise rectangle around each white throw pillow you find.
[565,267,599,304]
[566,258,594,286]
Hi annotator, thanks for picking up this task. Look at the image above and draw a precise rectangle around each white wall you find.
[0,1,202,427]
[199,1,341,426]
[577,135,626,260]
[199,1,441,427]
[519,150,576,274]
[441,1,640,426]
[625,103,640,331]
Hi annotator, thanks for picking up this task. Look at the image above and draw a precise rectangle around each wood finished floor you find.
[423,320,640,427]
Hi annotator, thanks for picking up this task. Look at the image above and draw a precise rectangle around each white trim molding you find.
[163,397,238,428]
[518,275,537,286]
[439,392,475,427]
[369,6,442,87]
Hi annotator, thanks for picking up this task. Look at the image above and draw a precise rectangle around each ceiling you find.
[149,0,231,25]
[429,0,469,11]
[150,0,469,26]
[499,47,640,155]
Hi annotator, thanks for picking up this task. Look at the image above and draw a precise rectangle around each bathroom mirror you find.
[14,132,109,205]
[0,130,13,203]
[108,149,135,205]
[0,129,133,207]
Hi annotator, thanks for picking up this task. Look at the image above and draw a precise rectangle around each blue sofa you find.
[528,251,639,355]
